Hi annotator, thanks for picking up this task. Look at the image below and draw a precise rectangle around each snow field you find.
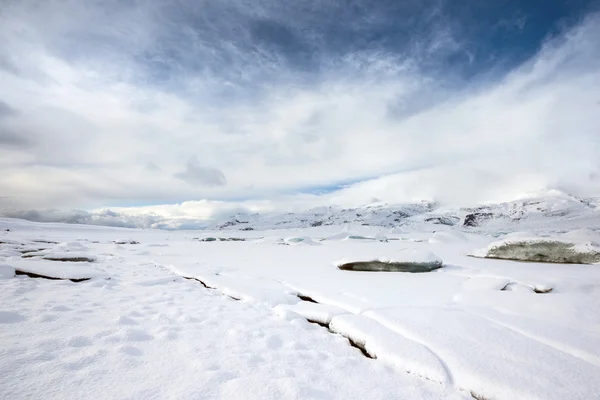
[1,218,600,399]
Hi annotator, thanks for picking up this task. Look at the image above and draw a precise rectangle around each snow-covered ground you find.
[1,216,600,400]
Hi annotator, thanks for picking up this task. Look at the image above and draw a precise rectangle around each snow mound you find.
[0,263,15,279]
[284,236,319,245]
[54,241,90,252]
[562,228,600,244]
[329,314,450,383]
[471,235,600,264]
[336,250,443,272]
[428,231,467,244]
[274,302,349,325]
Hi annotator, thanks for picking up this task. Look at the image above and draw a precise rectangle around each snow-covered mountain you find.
[208,191,599,233]
[1,190,598,232]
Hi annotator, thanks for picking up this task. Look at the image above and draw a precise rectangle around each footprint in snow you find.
[0,310,26,323]
[50,305,72,312]
[67,335,93,348]
[265,334,283,349]
[123,329,154,342]
[116,315,138,326]
[119,345,144,357]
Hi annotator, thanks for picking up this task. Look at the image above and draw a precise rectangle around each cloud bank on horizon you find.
[1,0,600,220]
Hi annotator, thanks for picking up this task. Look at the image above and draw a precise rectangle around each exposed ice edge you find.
[0,239,107,281]
[335,251,444,273]
[335,250,443,266]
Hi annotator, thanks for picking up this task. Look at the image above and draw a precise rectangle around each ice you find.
[336,250,443,272]
[336,249,442,266]
[471,234,600,264]
[10,259,107,281]
[284,236,320,245]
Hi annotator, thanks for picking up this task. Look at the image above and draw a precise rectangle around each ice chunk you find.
[54,241,90,252]
[336,250,443,272]
[322,232,351,241]
[284,236,319,245]
[471,237,600,264]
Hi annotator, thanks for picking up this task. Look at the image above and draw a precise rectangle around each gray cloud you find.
[0,100,17,118]
[144,162,161,172]
[0,55,20,75]
[175,157,227,187]
[0,127,32,148]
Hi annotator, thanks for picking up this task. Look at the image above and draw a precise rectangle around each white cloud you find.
[0,2,599,220]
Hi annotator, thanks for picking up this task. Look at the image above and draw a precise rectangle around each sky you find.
[1,0,600,223]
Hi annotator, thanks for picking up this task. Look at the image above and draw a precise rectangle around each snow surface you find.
[1,216,600,400]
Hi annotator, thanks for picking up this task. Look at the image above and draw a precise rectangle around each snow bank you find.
[54,242,90,252]
[274,302,349,326]
[42,252,97,262]
[428,231,467,244]
[329,314,451,383]
[364,308,600,400]
[0,263,15,279]
[12,259,107,281]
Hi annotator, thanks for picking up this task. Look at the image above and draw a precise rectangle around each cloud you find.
[174,157,227,187]
[0,102,33,148]
[0,127,33,148]
[0,1,598,217]
[0,100,18,118]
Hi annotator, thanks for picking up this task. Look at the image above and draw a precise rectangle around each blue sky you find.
[1,0,599,216]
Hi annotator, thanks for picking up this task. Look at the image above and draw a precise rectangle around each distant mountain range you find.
[1,190,598,232]
[207,191,599,233]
